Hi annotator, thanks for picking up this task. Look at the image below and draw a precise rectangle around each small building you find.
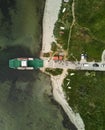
[81,54,85,60]
[59,56,63,60]
[53,56,59,60]
[81,53,87,60]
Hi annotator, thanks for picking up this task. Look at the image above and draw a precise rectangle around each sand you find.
[41,0,85,130]
[51,69,85,130]
[42,0,62,53]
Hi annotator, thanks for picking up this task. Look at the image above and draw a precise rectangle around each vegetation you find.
[63,70,105,130]
[68,24,105,61]
[75,0,105,41]
[53,0,72,50]
[54,0,105,61]
[43,53,50,57]
[51,42,58,52]
[54,0,105,130]
[45,68,63,76]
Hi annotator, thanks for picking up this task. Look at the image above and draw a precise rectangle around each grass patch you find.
[54,0,105,61]
[51,42,58,52]
[75,0,105,41]
[63,70,105,130]
[68,24,105,61]
[53,0,73,50]
[45,68,63,76]
[43,53,50,57]
[54,0,105,130]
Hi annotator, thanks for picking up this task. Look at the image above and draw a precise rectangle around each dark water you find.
[0,0,77,130]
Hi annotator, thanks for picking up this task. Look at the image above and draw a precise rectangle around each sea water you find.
[0,0,75,130]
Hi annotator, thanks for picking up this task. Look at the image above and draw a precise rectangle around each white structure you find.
[60,26,65,30]
[81,54,85,60]
[62,8,66,13]
[64,0,69,2]
[21,60,27,67]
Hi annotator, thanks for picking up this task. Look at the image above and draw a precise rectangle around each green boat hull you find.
[9,58,44,70]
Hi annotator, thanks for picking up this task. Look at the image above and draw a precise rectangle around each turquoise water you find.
[0,0,74,130]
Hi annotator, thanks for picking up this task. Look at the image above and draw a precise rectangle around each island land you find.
[41,0,105,130]
[0,0,71,130]
[41,0,85,130]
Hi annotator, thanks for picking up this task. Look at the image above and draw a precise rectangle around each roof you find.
[59,56,63,60]
[21,60,27,67]
[53,56,59,60]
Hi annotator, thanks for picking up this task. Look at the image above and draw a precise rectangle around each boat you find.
[9,58,43,70]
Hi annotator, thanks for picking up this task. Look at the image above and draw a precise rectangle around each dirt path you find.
[101,50,105,62]
[51,69,85,130]
[42,0,62,53]
[67,0,76,55]
[41,0,85,129]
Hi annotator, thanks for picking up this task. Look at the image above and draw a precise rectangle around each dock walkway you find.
[43,59,105,71]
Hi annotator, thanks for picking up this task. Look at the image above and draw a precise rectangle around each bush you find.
[51,42,57,52]
[45,68,63,76]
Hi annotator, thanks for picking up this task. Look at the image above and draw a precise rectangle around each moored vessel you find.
[9,58,43,70]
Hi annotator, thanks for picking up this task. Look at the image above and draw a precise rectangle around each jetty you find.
[9,57,105,71]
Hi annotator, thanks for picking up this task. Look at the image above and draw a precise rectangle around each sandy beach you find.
[42,0,62,53]
[51,69,85,130]
[41,0,85,130]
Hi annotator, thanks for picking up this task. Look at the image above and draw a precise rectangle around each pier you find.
[43,58,105,71]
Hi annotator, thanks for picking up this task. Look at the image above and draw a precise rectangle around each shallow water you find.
[0,0,73,130]
[0,73,70,130]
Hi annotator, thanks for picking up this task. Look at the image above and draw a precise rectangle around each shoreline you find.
[40,0,85,130]
[42,0,62,53]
